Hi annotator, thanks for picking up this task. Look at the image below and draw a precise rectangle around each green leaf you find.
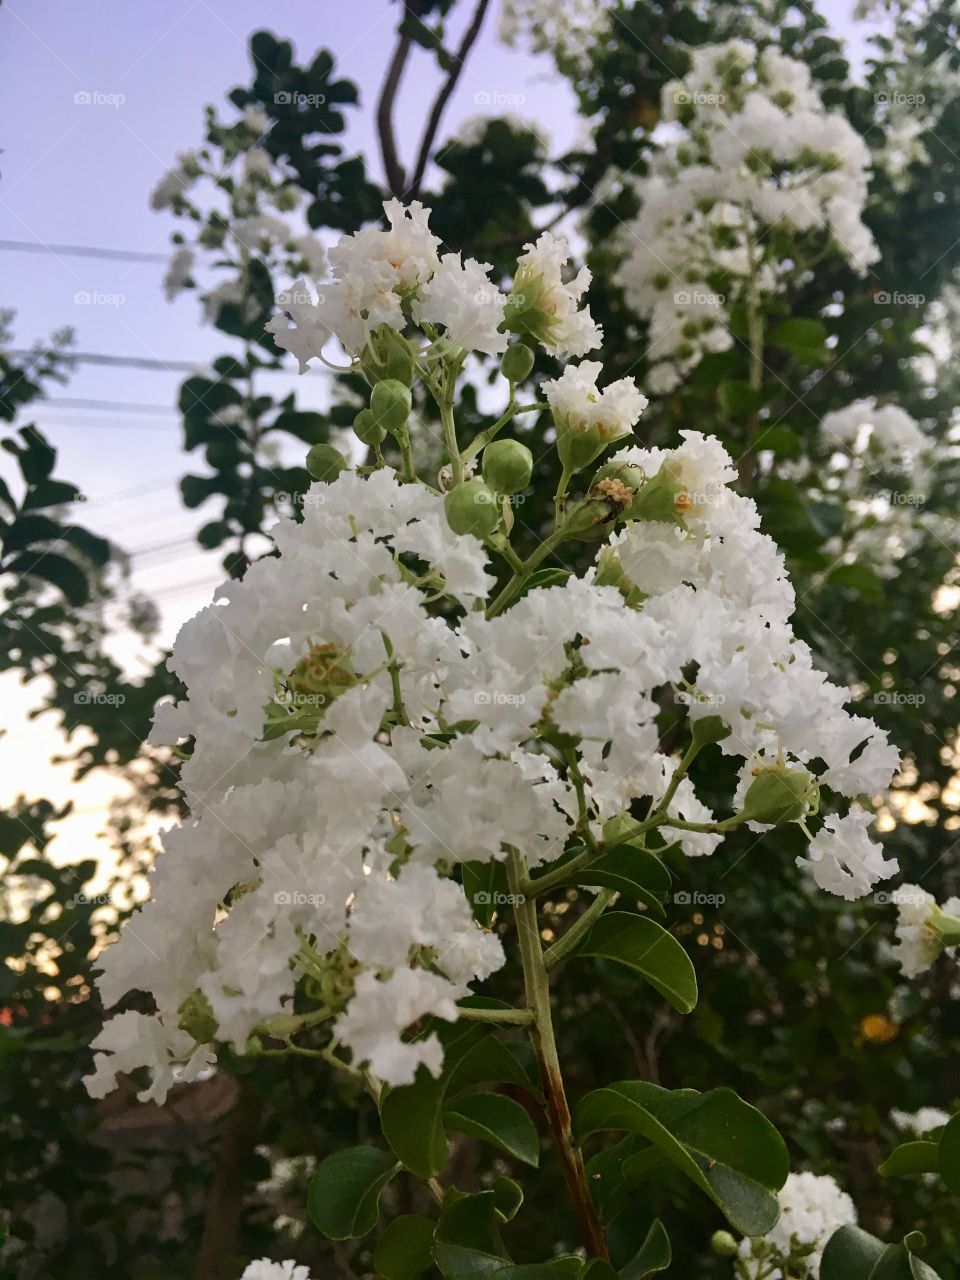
[574,1081,788,1236]
[718,380,764,418]
[622,1218,671,1278]
[937,1112,960,1193]
[490,1175,524,1223]
[307,1146,399,1240]
[769,317,829,363]
[444,1031,540,1101]
[444,1093,540,1167]
[373,1215,436,1280]
[878,1140,939,1178]
[2,512,63,553]
[574,912,697,1013]
[433,1191,511,1279]
[492,1263,584,1278]
[872,1237,943,1280]
[820,1225,885,1280]
[380,1066,450,1179]
[7,551,89,606]
[554,846,671,918]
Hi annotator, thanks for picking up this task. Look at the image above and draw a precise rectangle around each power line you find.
[8,349,319,376]
[0,238,169,264]
[46,396,178,415]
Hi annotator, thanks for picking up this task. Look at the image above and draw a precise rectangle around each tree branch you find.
[408,0,492,197]
[377,2,426,195]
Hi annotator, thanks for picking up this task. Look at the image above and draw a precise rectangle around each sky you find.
[0,0,874,876]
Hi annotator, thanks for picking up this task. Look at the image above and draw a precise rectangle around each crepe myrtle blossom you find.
[890,1106,951,1136]
[735,1171,857,1279]
[267,203,599,367]
[240,1261,312,1280]
[617,42,878,389]
[87,201,900,1107]
[890,883,960,978]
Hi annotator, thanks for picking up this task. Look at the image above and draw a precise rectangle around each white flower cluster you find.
[738,1171,857,1279]
[240,1261,311,1280]
[266,201,601,365]
[890,1106,950,1135]
[820,398,928,467]
[87,202,899,1107]
[890,883,960,978]
[498,0,614,71]
[617,41,878,391]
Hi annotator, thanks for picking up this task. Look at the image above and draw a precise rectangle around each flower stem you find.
[456,1004,535,1026]
[543,889,617,971]
[506,848,609,1261]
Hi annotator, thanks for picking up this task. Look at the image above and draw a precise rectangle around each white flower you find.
[240,1261,312,1280]
[890,1106,950,1135]
[738,1171,857,1280]
[890,883,957,978]
[509,232,603,355]
[414,253,507,356]
[163,246,194,301]
[336,968,465,1086]
[796,808,898,900]
[543,361,647,460]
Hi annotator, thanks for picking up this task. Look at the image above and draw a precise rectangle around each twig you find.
[377,2,426,195]
[408,0,493,196]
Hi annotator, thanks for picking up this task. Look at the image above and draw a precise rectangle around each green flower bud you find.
[360,323,415,386]
[562,495,620,540]
[287,642,356,703]
[370,378,412,435]
[306,442,348,482]
[482,439,533,495]
[625,466,689,525]
[178,990,218,1044]
[500,343,535,383]
[258,1013,307,1039]
[353,407,385,447]
[690,714,731,748]
[711,1230,738,1258]
[743,762,818,826]
[444,478,500,538]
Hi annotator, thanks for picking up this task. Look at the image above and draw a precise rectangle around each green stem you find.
[519,846,595,899]
[485,526,568,620]
[543,889,617,971]
[462,401,544,463]
[554,466,574,529]
[506,849,609,1261]
[440,399,465,485]
[456,1004,535,1026]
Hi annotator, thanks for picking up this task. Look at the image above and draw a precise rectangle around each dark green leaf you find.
[878,1140,939,1178]
[552,846,671,918]
[373,1215,436,1279]
[937,1112,960,1193]
[622,1218,671,1278]
[444,1093,540,1167]
[574,912,697,1013]
[817,1225,885,1280]
[307,1146,399,1240]
[574,1081,788,1236]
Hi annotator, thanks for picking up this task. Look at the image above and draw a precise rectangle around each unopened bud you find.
[482,439,533,495]
[444,478,500,538]
[743,763,817,826]
[500,343,535,383]
[370,379,412,435]
[353,408,385,447]
[306,442,348,482]
[361,324,415,386]
[711,1230,738,1258]
[626,466,688,525]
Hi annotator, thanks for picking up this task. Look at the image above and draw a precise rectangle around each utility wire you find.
[8,349,316,376]
[0,238,169,264]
